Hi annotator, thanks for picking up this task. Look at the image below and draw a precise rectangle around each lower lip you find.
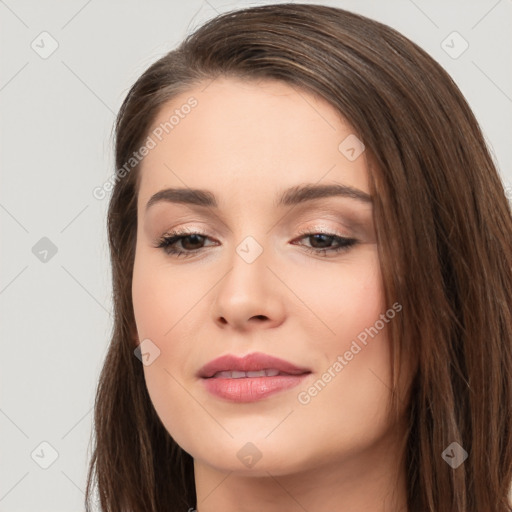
[202,374,310,402]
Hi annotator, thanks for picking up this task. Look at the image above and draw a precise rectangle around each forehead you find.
[137,77,370,207]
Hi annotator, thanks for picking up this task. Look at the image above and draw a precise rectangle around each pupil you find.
[183,234,204,250]
[310,234,332,248]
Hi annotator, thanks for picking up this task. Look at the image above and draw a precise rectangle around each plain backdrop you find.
[1,1,511,510]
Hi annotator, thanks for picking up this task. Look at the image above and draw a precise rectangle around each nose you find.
[212,242,286,331]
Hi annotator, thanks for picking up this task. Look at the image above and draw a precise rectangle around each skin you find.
[132,77,409,511]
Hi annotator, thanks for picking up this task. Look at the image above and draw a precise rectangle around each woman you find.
[85,3,512,511]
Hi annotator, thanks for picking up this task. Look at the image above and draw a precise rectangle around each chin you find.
[185,433,316,477]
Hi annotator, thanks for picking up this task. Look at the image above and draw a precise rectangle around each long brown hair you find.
[85,4,512,511]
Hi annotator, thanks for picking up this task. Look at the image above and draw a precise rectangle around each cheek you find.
[289,251,393,433]
[131,251,211,430]
[132,249,199,339]
[132,260,202,451]
[286,248,385,350]
[330,254,390,386]
[132,273,174,340]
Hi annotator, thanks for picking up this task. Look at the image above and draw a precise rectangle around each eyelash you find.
[155,227,358,259]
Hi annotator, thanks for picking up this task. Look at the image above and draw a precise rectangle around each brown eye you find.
[292,231,358,257]
[307,233,336,249]
[179,234,206,251]
[156,230,216,258]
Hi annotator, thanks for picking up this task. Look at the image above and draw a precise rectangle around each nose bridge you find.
[235,233,266,266]
[212,227,284,328]
[225,200,271,268]
[224,231,269,295]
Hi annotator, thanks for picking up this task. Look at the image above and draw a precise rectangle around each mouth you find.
[210,368,301,378]
[198,352,312,402]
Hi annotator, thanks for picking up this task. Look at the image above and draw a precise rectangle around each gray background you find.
[1,0,511,510]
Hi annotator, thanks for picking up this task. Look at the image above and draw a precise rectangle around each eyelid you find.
[295,224,352,238]
[158,224,215,240]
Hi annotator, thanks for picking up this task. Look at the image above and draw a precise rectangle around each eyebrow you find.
[145,183,372,211]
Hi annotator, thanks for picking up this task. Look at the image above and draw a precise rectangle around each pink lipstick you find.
[198,352,312,402]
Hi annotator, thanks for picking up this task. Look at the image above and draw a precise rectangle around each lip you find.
[198,352,312,403]
[198,352,311,378]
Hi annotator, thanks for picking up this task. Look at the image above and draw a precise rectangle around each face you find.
[132,77,403,476]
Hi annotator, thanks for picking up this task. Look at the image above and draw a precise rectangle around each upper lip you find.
[198,352,312,378]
